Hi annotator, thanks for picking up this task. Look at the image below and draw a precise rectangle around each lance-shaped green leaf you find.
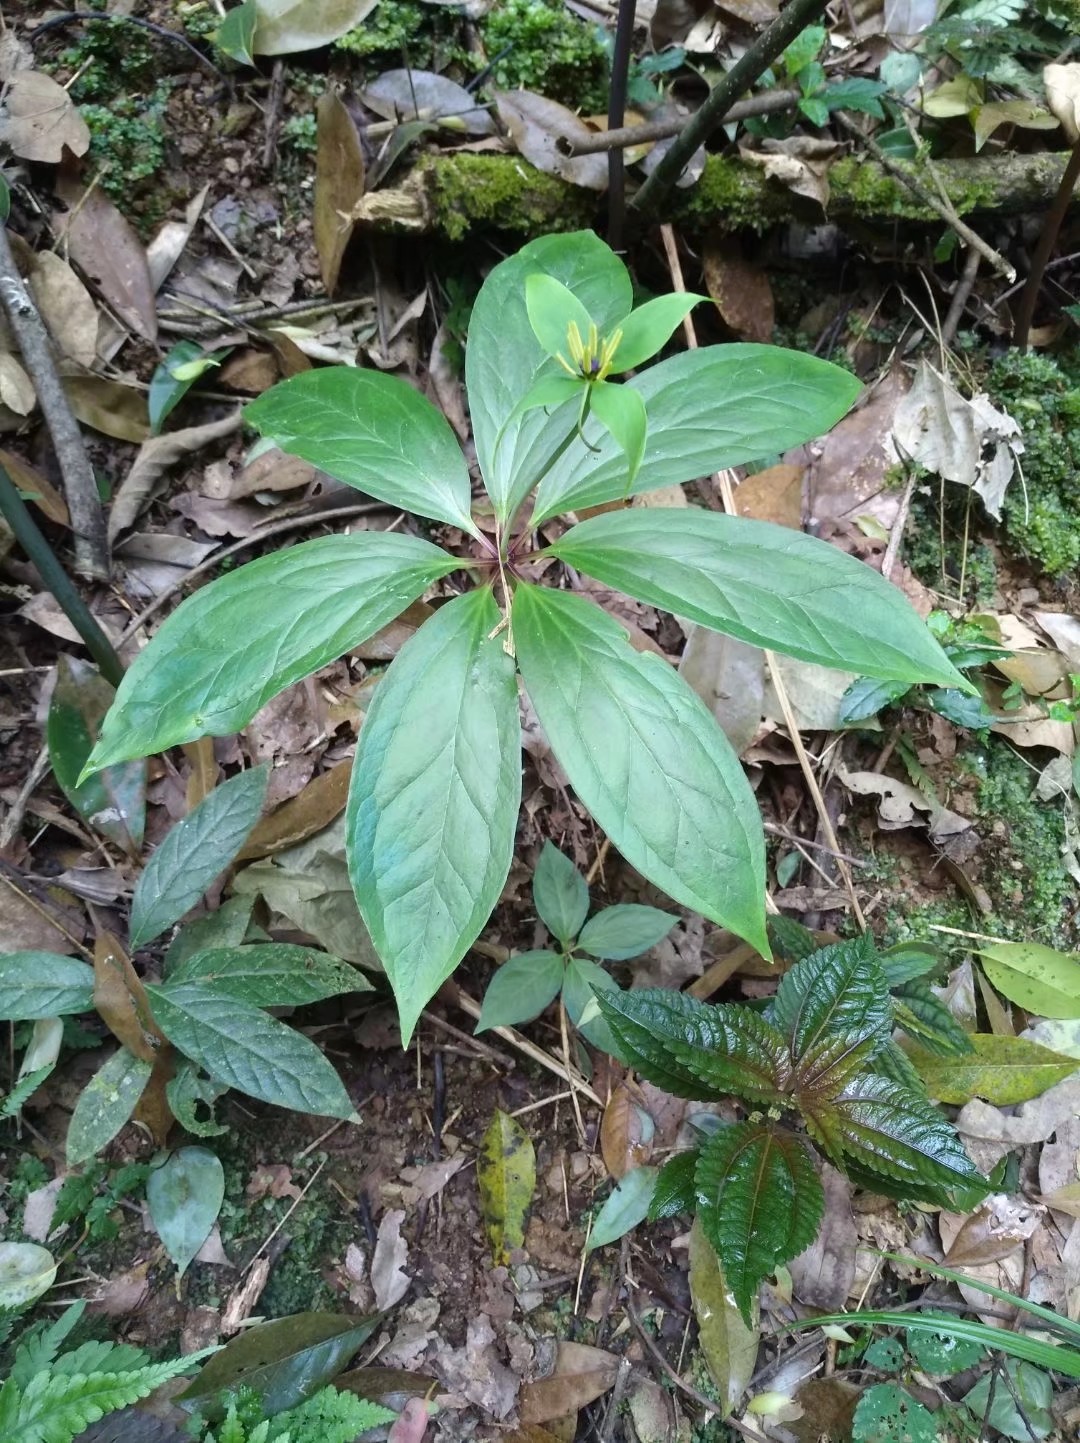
[597,988,789,1104]
[532,346,862,523]
[245,369,478,534]
[513,584,767,953]
[879,941,944,988]
[129,766,269,949]
[476,950,564,1031]
[532,841,588,945]
[649,1149,698,1220]
[348,588,521,1045]
[548,510,969,691]
[165,945,369,1008]
[695,1122,823,1327]
[146,982,356,1118]
[589,381,647,490]
[892,980,972,1056]
[84,533,459,771]
[0,953,95,1020]
[577,904,676,961]
[610,294,703,371]
[467,231,632,522]
[774,938,892,1096]
[66,1047,152,1165]
[801,1071,986,1198]
[904,1034,1079,1106]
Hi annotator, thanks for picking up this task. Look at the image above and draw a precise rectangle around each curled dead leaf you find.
[0,70,90,162]
[1045,63,1080,143]
[495,91,608,190]
[108,410,243,541]
[315,92,365,296]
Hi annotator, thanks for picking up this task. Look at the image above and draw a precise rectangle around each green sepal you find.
[525,273,594,360]
[589,381,647,491]
[695,1122,823,1327]
[610,294,704,372]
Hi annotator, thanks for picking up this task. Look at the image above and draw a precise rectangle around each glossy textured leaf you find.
[774,938,892,1094]
[548,511,967,690]
[146,982,356,1118]
[476,950,564,1031]
[532,346,862,523]
[165,944,368,1007]
[478,1108,535,1264]
[348,588,521,1045]
[649,1149,698,1220]
[246,369,476,532]
[879,942,943,987]
[767,915,820,963]
[892,980,972,1055]
[532,841,589,945]
[588,1166,657,1251]
[514,584,767,952]
[180,1314,379,1419]
[804,1071,986,1195]
[467,230,632,521]
[688,1218,760,1416]
[85,533,459,769]
[589,382,647,490]
[66,1047,152,1165]
[146,1146,224,1278]
[597,987,789,1104]
[0,953,95,1020]
[577,904,677,961]
[610,294,703,371]
[47,657,146,854]
[695,1123,823,1326]
[129,766,269,948]
[979,942,1080,1019]
[905,1033,1080,1105]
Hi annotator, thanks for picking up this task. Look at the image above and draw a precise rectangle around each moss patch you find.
[422,154,595,240]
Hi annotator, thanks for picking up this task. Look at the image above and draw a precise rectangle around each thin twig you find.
[570,89,802,156]
[1012,135,1080,349]
[0,229,108,578]
[262,60,288,171]
[631,0,832,217]
[29,10,222,75]
[941,246,982,347]
[833,113,1015,282]
[0,745,51,850]
[447,982,602,1104]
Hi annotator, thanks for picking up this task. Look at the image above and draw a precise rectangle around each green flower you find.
[514,273,704,492]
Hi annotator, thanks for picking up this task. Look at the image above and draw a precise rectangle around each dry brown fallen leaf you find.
[53,168,158,343]
[739,135,840,208]
[495,90,608,190]
[314,91,365,296]
[703,235,775,343]
[789,1165,857,1309]
[0,447,69,525]
[520,1341,619,1424]
[371,1207,411,1310]
[0,353,35,414]
[679,628,765,757]
[0,70,89,162]
[28,252,99,368]
[940,1194,1045,1267]
[1044,62,1080,141]
[63,375,150,444]
[108,409,243,541]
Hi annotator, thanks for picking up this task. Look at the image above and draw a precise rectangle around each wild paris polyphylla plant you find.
[80,230,972,1044]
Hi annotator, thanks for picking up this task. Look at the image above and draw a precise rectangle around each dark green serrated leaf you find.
[548,510,966,690]
[129,766,269,948]
[146,983,355,1119]
[775,939,892,1095]
[246,369,478,533]
[476,951,564,1032]
[871,1039,926,1092]
[906,1327,984,1376]
[766,916,820,963]
[164,945,367,1007]
[180,1313,379,1420]
[804,1071,986,1197]
[0,953,95,1020]
[648,1149,698,1221]
[892,980,972,1056]
[513,584,767,954]
[532,842,589,946]
[695,1122,823,1327]
[596,988,789,1104]
[879,942,943,987]
[348,587,521,1046]
[85,533,459,771]
[577,904,677,961]
[851,1382,937,1443]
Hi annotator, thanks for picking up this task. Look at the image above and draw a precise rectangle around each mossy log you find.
[351,150,1078,240]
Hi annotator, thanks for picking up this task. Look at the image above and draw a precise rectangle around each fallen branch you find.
[569,89,802,156]
[0,225,109,578]
[351,149,1080,239]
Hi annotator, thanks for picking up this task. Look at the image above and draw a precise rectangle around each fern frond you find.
[267,1386,396,1443]
[9,1305,87,1390]
[6,1354,208,1443]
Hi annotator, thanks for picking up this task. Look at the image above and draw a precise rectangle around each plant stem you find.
[570,88,802,155]
[0,224,110,579]
[1012,135,1080,350]
[606,0,638,249]
[0,464,124,687]
[629,0,833,218]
